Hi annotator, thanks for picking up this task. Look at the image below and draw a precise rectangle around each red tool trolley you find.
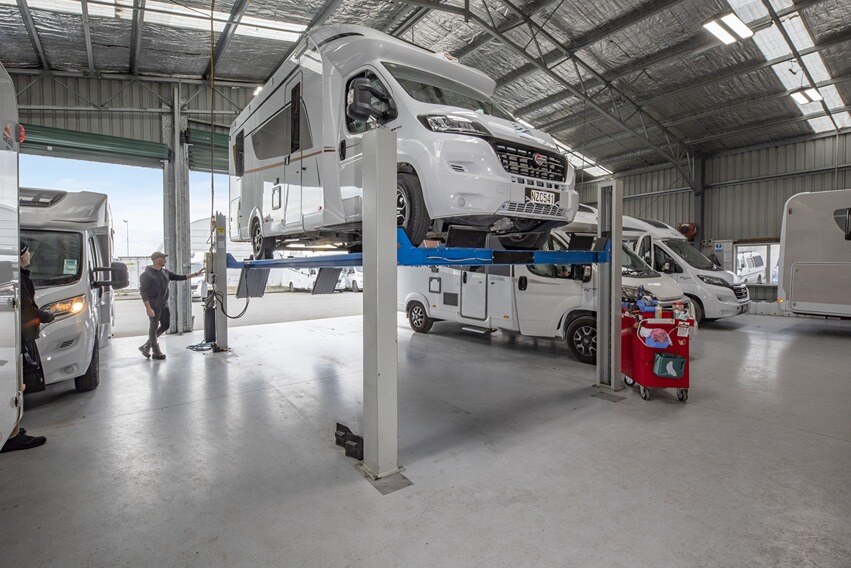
[621,310,694,402]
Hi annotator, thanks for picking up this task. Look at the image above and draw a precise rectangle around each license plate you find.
[526,187,557,206]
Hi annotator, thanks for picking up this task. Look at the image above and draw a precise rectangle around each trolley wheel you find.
[639,385,650,400]
[623,375,635,387]
[677,388,688,402]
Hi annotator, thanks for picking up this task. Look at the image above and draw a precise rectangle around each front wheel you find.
[565,316,597,364]
[75,340,100,392]
[407,301,433,333]
[351,281,359,293]
[397,173,430,246]
[690,298,704,324]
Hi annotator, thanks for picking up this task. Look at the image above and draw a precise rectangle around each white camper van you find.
[19,188,128,392]
[0,62,22,446]
[737,251,766,283]
[778,189,851,318]
[398,226,685,364]
[229,25,578,256]
[623,217,749,322]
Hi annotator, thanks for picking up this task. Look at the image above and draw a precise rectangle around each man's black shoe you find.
[139,342,151,359]
[1,432,46,453]
[151,344,166,360]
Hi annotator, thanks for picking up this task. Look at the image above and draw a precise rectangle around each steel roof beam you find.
[8,68,258,88]
[16,0,50,71]
[80,0,96,75]
[266,0,345,82]
[396,0,695,187]
[388,6,431,37]
[129,0,145,75]
[541,28,851,133]
[511,0,826,117]
[203,0,250,80]
[452,0,564,59]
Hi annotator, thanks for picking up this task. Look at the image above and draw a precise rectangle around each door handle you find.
[518,276,527,291]
[845,207,851,241]
[462,272,467,284]
[339,140,347,160]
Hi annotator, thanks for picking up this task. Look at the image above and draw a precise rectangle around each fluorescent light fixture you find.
[703,20,737,45]
[516,119,535,129]
[253,86,263,96]
[581,166,612,178]
[804,88,823,101]
[790,91,810,104]
[720,13,754,39]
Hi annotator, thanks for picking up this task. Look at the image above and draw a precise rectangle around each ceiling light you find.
[516,119,534,129]
[804,88,823,101]
[720,13,754,39]
[790,91,809,104]
[703,20,737,45]
[253,86,263,96]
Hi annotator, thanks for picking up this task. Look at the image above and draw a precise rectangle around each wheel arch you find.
[558,309,596,338]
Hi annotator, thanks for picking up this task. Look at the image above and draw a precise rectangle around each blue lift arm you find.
[227,229,611,270]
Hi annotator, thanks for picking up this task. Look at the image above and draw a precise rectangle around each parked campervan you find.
[622,217,749,322]
[777,189,851,318]
[19,188,128,393]
[229,25,578,256]
[398,213,686,364]
[736,251,765,283]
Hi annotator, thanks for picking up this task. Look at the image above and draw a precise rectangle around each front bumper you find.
[37,312,95,385]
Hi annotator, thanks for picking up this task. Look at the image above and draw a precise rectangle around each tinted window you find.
[233,131,245,176]
[22,230,84,287]
[291,83,301,153]
[663,239,717,270]
[653,245,678,273]
[753,256,764,267]
[252,111,289,161]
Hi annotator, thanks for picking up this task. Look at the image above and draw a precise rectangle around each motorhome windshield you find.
[382,62,513,120]
[22,230,83,287]
[622,245,658,278]
[663,239,718,270]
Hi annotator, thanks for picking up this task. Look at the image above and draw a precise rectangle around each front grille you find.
[501,201,566,218]
[733,284,748,300]
[491,140,566,181]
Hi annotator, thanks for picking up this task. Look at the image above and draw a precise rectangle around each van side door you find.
[459,266,487,320]
[284,73,304,230]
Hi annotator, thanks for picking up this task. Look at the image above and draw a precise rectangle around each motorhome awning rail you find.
[226,228,611,270]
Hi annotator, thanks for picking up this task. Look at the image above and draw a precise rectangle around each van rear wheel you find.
[397,173,429,246]
[75,340,100,392]
[251,220,274,259]
[408,301,433,333]
[565,316,597,365]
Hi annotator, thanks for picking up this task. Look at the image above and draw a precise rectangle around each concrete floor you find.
[1,314,849,567]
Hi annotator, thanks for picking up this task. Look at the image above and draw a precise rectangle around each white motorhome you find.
[623,217,749,322]
[0,62,22,446]
[398,223,685,364]
[19,188,128,392]
[737,251,766,284]
[777,189,851,318]
[229,25,578,256]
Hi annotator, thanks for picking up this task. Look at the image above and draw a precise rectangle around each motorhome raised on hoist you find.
[229,25,578,256]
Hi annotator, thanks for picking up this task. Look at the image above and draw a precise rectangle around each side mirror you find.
[662,261,672,273]
[92,262,130,290]
[346,78,397,124]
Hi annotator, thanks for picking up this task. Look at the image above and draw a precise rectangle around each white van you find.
[19,188,128,392]
[340,267,363,292]
[229,24,578,256]
[737,251,766,284]
[778,189,851,318]
[398,228,685,364]
[623,217,749,322]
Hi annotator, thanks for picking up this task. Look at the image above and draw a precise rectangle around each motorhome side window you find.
[654,245,678,273]
[233,131,245,176]
[290,83,301,153]
[528,236,572,278]
[252,111,289,160]
[345,71,392,134]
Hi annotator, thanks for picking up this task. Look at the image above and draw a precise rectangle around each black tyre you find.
[565,316,597,365]
[251,219,274,259]
[407,301,434,333]
[757,275,763,284]
[288,281,294,292]
[75,340,100,392]
[690,298,704,323]
[499,231,549,251]
[351,281,359,293]
[397,173,430,246]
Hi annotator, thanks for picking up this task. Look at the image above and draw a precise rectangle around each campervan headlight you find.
[418,114,491,137]
[43,295,87,322]
[697,275,731,288]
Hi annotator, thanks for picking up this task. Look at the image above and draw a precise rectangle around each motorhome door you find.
[284,73,304,230]
[92,228,113,347]
[459,267,487,320]
[513,234,577,337]
[635,233,654,266]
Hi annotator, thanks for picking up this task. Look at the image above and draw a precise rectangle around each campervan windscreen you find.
[22,230,84,287]
[663,239,719,270]
[382,62,513,120]
[622,245,658,278]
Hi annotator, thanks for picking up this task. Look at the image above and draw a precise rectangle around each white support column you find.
[596,180,623,390]
[213,213,228,350]
[360,127,400,479]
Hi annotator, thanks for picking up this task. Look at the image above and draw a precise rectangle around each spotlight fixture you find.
[791,88,823,104]
[703,13,753,44]
[253,86,263,96]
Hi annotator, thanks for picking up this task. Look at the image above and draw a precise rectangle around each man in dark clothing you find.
[138,251,203,360]
[1,242,50,453]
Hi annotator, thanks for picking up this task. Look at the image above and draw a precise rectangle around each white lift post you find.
[360,127,400,479]
[213,213,228,351]
[596,180,623,390]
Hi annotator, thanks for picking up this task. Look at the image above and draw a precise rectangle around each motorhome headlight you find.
[43,295,87,321]
[697,275,731,288]
[418,114,491,137]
